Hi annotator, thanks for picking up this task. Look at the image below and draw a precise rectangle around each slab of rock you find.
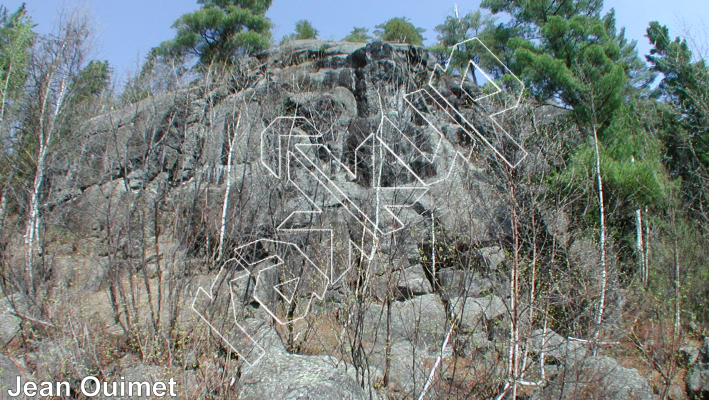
[526,329,587,365]
[394,265,433,299]
[0,295,24,346]
[687,337,709,400]
[436,269,493,300]
[119,355,175,400]
[363,294,448,350]
[534,355,654,400]
[237,319,378,400]
[449,295,506,332]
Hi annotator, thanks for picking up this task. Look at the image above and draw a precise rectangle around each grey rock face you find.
[363,294,448,349]
[687,337,709,399]
[237,319,377,400]
[394,264,433,299]
[0,356,28,398]
[0,295,24,346]
[449,295,506,332]
[535,355,654,400]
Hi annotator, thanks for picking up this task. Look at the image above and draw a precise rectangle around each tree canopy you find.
[374,17,425,45]
[647,22,709,212]
[293,20,318,40]
[343,27,371,43]
[158,0,273,65]
[429,10,496,82]
[0,4,34,123]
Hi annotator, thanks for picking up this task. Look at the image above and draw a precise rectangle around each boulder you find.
[535,355,654,400]
[394,265,433,299]
[679,346,699,367]
[436,269,493,300]
[449,295,506,332]
[379,340,429,397]
[237,319,378,400]
[0,356,29,398]
[363,294,448,349]
[479,246,505,268]
[0,295,25,346]
[686,337,709,400]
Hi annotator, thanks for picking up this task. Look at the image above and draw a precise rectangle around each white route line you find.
[191,260,266,366]
[405,37,527,169]
[194,37,526,375]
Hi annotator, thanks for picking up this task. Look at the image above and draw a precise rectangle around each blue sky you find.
[3,0,708,85]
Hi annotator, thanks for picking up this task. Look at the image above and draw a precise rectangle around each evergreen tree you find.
[158,0,273,65]
[0,4,34,123]
[374,17,425,45]
[0,3,34,236]
[343,27,371,43]
[293,20,318,40]
[480,1,646,129]
[513,10,631,131]
[430,10,496,81]
[481,0,603,31]
[647,22,709,214]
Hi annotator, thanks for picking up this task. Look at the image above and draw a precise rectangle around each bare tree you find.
[22,8,93,296]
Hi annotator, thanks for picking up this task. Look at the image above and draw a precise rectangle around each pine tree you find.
[158,0,273,65]
[293,20,318,40]
[374,17,425,45]
[0,4,34,123]
[343,27,371,43]
[647,22,709,217]
[0,3,34,237]
[430,10,496,80]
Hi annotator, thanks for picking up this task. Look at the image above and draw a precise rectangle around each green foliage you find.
[374,17,425,45]
[70,60,112,103]
[0,4,34,121]
[515,12,631,131]
[430,10,496,80]
[293,19,318,40]
[281,19,319,44]
[482,0,677,284]
[158,0,272,65]
[646,22,709,207]
[481,0,603,29]
[343,27,371,43]
[435,10,493,46]
[481,1,646,132]
[555,100,674,211]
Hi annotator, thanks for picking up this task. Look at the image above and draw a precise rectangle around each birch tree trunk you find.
[0,187,8,237]
[23,11,91,296]
[591,121,607,354]
[636,208,646,287]
[25,74,67,295]
[217,114,240,261]
[673,223,681,338]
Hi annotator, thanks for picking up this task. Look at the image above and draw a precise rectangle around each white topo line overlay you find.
[193,37,527,379]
